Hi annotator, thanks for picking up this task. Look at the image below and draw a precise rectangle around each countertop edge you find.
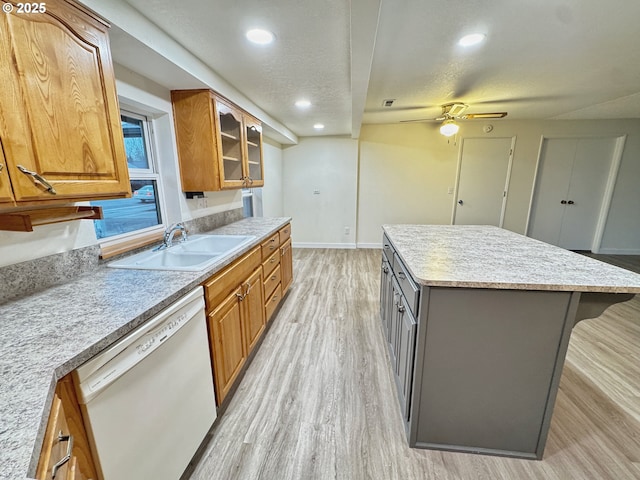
[382,224,640,293]
[16,217,291,480]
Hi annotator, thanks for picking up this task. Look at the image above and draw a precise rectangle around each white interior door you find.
[453,137,514,226]
[528,137,619,250]
[527,139,575,245]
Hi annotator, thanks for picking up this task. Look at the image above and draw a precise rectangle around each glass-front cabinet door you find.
[244,115,264,187]
[215,98,245,188]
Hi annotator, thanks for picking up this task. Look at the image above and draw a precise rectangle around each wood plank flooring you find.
[189,249,640,480]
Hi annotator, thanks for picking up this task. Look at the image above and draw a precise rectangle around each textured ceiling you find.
[116,0,640,138]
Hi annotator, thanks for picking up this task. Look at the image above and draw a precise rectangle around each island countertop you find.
[0,217,291,480]
[382,224,640,293]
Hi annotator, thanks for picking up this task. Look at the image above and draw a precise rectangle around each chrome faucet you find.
[155,223,188,250]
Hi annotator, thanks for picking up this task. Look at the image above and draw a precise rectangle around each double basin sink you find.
[108,234,256,272]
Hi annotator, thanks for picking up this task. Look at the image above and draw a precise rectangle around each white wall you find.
[283,137,358,247]
[357,123,458,246]
[261,138,284,217]
[356,119,640,252]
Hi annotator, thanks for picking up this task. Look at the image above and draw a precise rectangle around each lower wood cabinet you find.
[37,375,97,480]
[280,238,293,294]
[204,224,293,405]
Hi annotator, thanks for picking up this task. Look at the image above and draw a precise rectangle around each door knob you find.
[560,200,567,204]
[458,200,464,205]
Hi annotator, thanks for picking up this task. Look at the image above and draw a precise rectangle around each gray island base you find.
[380,225,640,459]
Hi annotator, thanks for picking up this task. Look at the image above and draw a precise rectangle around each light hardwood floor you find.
[190,249,640,480]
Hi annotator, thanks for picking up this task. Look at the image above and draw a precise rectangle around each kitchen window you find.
[92,111,165,254]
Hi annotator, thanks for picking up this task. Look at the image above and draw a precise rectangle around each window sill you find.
[99,228,164,260]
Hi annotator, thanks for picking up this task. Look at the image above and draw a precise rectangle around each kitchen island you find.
[380,225,640,459]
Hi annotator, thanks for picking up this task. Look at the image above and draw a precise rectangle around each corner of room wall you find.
[261,138,284,217]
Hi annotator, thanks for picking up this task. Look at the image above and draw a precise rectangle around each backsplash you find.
[0,208,244,305]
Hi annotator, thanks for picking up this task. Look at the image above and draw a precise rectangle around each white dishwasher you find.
[75,286,216,480]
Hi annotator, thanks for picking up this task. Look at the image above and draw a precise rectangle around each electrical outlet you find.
[344,226,350,235]
[313,189,320,195]
[197,197,208,209]
[447,187,454,195]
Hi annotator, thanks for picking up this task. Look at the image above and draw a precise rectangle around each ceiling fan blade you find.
[460,112,508,119]
[399,118,433,123]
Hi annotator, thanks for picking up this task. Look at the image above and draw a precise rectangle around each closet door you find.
[528,137,617,250]
[558,138,616,249]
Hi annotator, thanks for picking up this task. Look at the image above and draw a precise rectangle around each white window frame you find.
[96,109,167,255]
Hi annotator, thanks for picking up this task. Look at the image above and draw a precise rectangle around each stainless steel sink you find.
[108,234,256,271]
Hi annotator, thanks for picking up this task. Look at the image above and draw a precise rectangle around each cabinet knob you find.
[567,200,575,205]
[0,163,3,173]
[561,200,567,204]
[458,199,464,205]
[398,305,405,313]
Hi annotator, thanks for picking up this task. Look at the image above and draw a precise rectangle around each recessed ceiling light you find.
[246,28,274,45]
[458,33,486,47]
[313,123,325,130]
[295,99,311,108]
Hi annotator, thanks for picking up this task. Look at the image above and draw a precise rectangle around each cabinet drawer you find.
[204,246,261,310]
[279,223,291,244]
[262,248,280,277]
[382,233,395,264]
[261,233,280,260]
[264,265,281,299]
[265,283,282,322]
[393,253,420,317]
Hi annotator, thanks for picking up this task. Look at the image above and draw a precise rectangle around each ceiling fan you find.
[402,102,508,136]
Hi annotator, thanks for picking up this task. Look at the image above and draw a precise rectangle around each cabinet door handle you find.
[398,305,405,313]
[271,275,277,281]
[244,282,252,297]
[17,165,57,194]
[51,431,74,479]
[272,295,279,302]
[397,271,406,279]
[270,257,277,263]
[0,163,3,173]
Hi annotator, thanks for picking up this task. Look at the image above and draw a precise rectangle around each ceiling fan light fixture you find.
[458,33,486,47]
[440,120,459,137]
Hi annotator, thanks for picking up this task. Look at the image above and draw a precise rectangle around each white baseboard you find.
[293,242,356,249]
[595,248,640,255]
[357,243,382,249]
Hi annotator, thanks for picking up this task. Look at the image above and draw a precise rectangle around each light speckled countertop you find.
[0,217,290,480]
[383,224,640,293]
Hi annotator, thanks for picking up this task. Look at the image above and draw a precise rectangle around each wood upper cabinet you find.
[0,0,130,208]
[243,114,264,187]
[0,146,14,204]
[37,374,98,480]
[171,89,264,192]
